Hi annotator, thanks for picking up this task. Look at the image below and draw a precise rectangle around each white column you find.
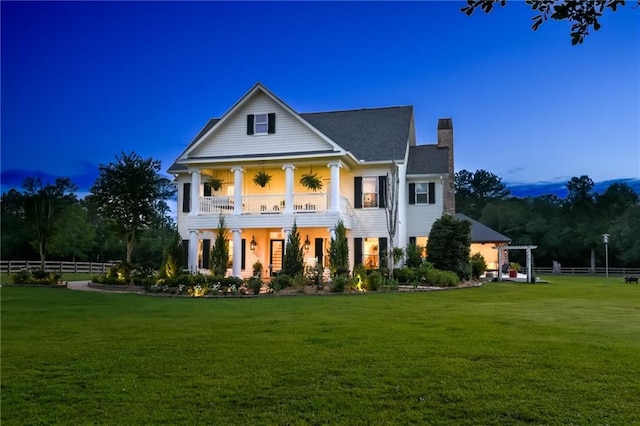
[190,170,201,215]
[232,229,242,277]
[497,246,503,282]
[231,166,243,215]
[328,161,341,212]
[328,227,336,241]
[526,248,532,283]
[396,162,407,250]
[282,227,291,252]
[282,164,295,214]
[188,230,198,272]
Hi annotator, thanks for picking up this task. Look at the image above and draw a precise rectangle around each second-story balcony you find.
[199,192,330,215]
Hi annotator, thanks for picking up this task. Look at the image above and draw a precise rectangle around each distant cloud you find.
[506,177,640,198]
[1,164,99,193]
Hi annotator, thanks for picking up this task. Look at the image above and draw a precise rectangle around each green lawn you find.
[0,272,95,285]
[2,276,639,425]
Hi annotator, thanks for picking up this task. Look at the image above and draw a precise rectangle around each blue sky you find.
[2,1,639,198]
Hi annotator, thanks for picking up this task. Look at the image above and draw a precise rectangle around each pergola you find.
[494,245,538,283]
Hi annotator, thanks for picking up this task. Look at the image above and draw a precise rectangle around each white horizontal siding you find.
[405,179,444,237]
[190,92,333,158]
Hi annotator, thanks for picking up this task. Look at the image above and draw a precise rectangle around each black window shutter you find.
[267,113,276,134]
[408,183,416,205]
[409,236,416,245]
[247,114,254,135]
[378,176,387,208]
[379,237,388,258]
[354,238,363,266]
[202,239,211,269]
[182,239,189,268]
[204,182,212,197]
[241,239,246,270]
[183,183,191,213]
[315,238,323,265]
[428,182,436,204]
[354,177,362,209]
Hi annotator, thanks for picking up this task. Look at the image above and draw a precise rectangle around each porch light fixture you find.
[304,235,311,252]
[250,236,257,251]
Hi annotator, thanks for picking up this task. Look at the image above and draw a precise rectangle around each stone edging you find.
[88,283,145,293]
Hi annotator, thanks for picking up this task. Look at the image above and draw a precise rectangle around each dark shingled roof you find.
[300,106,413,162]
[169,106,414,173]
[406,145,449,175]
[456,213,512,243]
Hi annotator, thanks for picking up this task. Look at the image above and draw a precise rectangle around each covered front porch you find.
[187,225,335,279]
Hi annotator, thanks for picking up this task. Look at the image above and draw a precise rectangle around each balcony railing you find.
[199,193,330,215]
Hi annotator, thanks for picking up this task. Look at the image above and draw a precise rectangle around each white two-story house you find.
[168,83,455,278]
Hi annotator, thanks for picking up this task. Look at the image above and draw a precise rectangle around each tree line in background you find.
[2,156,638,270]
[456,169,640,268]
[1,152,177,269]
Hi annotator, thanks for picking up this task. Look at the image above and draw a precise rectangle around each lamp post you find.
[602,233,610,285]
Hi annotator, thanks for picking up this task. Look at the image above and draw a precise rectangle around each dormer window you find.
[247,113,276,135]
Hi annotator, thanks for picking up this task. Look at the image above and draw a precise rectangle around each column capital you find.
[230,166,244,173]
[282,163,295,170]
[327,160,343,169]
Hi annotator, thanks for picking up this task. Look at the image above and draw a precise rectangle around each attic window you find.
[247,113,276,135]
[255,114,268,134]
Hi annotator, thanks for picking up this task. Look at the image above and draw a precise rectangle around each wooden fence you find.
[531,267,640,276]
[0,260,118,274]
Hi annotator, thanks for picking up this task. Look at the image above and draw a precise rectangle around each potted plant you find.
[509,262,520,278]
[208,176,223,191]
[300,169,323,191]
[253,171,272,187]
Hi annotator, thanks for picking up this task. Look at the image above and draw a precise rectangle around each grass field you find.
[2,276,639,425]
[0,272,96,285]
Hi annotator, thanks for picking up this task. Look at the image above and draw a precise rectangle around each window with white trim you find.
[362,177,378,208]
[255,114,268,134]
[415,183,428,204]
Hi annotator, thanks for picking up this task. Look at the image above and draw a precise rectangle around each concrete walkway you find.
[66,281,143,293]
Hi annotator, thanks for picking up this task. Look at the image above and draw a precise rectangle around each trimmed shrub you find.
[331,275,348,293]
[247,277,263,295]
[405,242,423,268]
[393,267,416,284]
[366,270,383,291]
[471,253,487,279]
[12,269,62,285]
[269,274,292,293]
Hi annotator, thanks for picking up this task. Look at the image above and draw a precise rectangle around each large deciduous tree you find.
[22,177,78,269]
[461,0,636,45]
[384,161,400,278]
[1,189,34,260]
[455,169,510,219]
[48,203,96,262]
[90,152,174,264]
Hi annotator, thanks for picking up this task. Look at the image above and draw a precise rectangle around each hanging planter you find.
[253,170,272,188]
[208,177,223,191]
[300,169,323,191]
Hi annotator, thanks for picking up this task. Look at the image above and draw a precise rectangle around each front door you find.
[269,239,284,276]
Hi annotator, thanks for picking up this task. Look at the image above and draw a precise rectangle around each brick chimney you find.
[437,118,455,215]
